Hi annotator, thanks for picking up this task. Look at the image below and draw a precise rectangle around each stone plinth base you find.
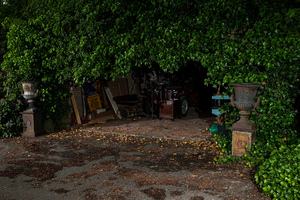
[21,109,44,137]
[232,130,255,156]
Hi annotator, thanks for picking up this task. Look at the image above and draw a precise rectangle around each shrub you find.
[214,131,232,155]
[0,98,28,137]
[255,143,300,199]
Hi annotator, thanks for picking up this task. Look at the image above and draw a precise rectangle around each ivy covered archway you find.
[0,0,299,197]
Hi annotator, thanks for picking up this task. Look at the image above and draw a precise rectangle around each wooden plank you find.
[82,114,115,126]
[91,110,113,120]
[70,90,82,125]
[115,78,129,96]
[108,82,121,97]
[104,87,122,119]
[73,86,83,117]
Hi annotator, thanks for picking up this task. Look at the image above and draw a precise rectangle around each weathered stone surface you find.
[232,131,255,156]
[21,109,44,137]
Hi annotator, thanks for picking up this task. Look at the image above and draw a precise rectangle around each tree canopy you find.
[2,0,298,84]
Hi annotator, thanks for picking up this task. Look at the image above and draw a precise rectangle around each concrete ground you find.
[0,108,270,200]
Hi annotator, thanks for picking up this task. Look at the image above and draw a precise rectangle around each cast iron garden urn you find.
[20,81,40,110]
[20,81,44,137]
[230,83,262,132]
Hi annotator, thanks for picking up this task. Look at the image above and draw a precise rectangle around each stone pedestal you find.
[232,130,256,156]
[21,109,44,137]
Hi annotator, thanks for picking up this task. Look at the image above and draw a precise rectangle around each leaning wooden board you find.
[104,87,122,119]
[70,90,82,125]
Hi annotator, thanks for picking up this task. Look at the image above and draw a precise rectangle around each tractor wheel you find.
[180,96,189,116]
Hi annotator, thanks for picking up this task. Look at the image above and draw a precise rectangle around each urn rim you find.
[230,83,262,88]
[20,81,40,84]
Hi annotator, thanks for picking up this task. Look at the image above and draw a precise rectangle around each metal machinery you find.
[141,71,199,120]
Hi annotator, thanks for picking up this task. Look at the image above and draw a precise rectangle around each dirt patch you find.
[52,188,70,194]
[143,187,166,200]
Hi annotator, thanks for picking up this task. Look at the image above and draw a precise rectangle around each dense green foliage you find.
[0,72,28,138]
[0,0,28,93]
[255,144,300,199]
[0,0,28,137]
[0,0,299,197]
[0,97,28,137]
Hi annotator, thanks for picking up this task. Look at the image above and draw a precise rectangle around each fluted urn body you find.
[230,83,262,132]
[20,81,40,110]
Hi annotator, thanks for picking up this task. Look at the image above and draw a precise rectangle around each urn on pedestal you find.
[20,81,44,137]
[230,83,262,156]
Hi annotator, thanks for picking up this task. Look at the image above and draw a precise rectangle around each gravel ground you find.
[0,108,270,200]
